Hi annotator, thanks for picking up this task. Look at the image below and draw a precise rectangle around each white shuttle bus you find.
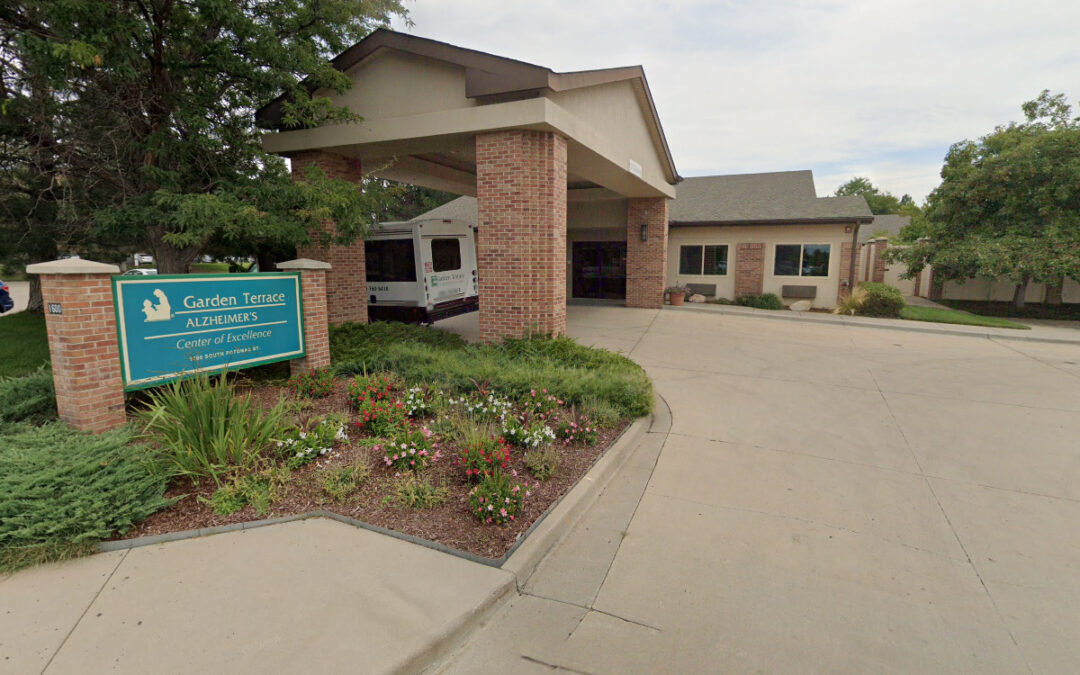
[364,218,479,323]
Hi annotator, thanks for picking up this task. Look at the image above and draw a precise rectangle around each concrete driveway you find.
[441,306,1080,673]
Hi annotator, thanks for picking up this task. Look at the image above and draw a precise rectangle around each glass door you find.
[572,242,627,299]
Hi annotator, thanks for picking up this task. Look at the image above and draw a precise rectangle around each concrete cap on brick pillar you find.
[276,258,332,270]
[26,258,120,274]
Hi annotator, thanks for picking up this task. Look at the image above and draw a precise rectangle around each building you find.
[417,170,873,308]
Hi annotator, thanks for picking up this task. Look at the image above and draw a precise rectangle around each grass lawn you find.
[190,262,233,273]
[900,305,1029,330]
[0,312,50,377]
[940,299,1080,321]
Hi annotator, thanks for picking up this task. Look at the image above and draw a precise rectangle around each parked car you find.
[124,268,158,276]
[0,280,14,314]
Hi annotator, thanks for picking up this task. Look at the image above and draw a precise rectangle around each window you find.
[774,244,830,277]
[365,239,417,282]
[678,245,728,275]
[430,238,461,272]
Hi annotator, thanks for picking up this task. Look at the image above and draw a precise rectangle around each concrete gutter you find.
[671,302,1080,345]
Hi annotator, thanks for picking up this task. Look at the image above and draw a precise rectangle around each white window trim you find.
[678,244,730,276]
[773,243,832,278]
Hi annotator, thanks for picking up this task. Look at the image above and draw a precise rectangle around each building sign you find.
[112,273,305,389]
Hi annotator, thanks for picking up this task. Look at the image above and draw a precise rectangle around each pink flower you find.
[499,508,508,517]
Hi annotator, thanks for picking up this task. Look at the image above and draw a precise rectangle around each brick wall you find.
[734,243,765,297]
[288,269,331,375]
[838,241,854,302]
[475,130,567,341]
[626,198,669,308]
[40,274,126,432]
[290,150,368,325]
[870,240,887,284]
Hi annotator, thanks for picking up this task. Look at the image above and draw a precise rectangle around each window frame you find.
[678,244,729,276]
[773,243,831,278]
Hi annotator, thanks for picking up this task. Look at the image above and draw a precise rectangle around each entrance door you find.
[572,242,627,299]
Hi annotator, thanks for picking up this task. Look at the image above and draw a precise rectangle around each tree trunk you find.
[148,227,201,274]
[256,248,278,273]
[26,276,43,313]
[1012,275,1030,311]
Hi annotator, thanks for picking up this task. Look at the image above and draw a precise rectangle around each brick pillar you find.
[289,150,367,325]
[475,130,567,341]
[870,239,887,284]
[626,198,669,308]
[26,259,126,433]
[838,241,854,302]
[277,259,331,375]
[735,243,765,298]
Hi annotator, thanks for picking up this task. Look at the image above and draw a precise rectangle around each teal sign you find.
[112,273,305,389]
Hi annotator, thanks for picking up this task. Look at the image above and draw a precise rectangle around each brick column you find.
[870,238,888,284]
[277,259,331,375]
[838,241,855,302]
[26,259,126,433]
[626,198,669,308]
[735,243,765,298]
[475,130,567,341]
[289,150,367,325]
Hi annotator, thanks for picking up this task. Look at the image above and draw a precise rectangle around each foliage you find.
[501,417,556,449]
[380,424,438,472]
[886,91,1080,309]
[0,367,56,426]
[899,306,1029,329]
[447,391,513,420]
[522,389,562,421]
[0,423,171,572]
[390,476,448,509]
[524,447,561,481]
[0,313,49,377]
[556,419,599,446]
[834,283,905,318]
[578,395,623,429]
[320,460,371,503]
[835,177,908,215]
[468,470,529,525]
[287,369,335,399]
[665,285,691,295]
[348,373,407,435]
[332,324,652,420]
[940,299,1080,321]
[403,385,438,418]
[276,417,349,469]
[460,435,510,480]
[0,1,408,274]
[138,373,288,485]
[734,293,785,310]
[202,466,291,517]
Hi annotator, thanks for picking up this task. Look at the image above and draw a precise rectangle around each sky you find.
[391,0,1080,202]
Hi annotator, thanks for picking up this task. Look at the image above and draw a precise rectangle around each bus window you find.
[365,239,417,282]
[430,238,462,272]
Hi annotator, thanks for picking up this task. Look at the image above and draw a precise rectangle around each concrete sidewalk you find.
[0,519,515,674]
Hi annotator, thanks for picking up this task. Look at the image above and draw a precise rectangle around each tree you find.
[835,176,909,215]
[0,0,408,284]
[887,91,1080,310]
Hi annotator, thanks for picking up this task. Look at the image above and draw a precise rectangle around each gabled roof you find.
[256,28,679,184]
[411,170,874,226]
[670,171,873,225]
[861,214,911,242]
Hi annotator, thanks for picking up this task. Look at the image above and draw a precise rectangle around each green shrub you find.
[0,367,56,426]
[333,328,653,420]
[578,395,622,429]
[857,282,906,318]
[468,470,528,525]
[321,460,370,503]
[734,293,785,310]
[287,368,335,398]
[138,373,288,485]
[0,424,172,572]
[459,434,509,480]
[380,423,438,472]
[330,321,466,365]
[202,466,290,516]
[390,475,448,509]
[276,417,349,469]
[524,447,560,481]
[348,373,407,435]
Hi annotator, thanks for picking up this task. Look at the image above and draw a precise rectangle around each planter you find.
[669,292,686,306]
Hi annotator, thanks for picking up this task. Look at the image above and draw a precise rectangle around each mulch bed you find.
[118,378,629,560]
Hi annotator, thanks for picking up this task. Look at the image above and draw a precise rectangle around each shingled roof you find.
[860,214,911,242]
[410,170,873,226]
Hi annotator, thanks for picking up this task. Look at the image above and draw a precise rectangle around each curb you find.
[669,303,1080,345]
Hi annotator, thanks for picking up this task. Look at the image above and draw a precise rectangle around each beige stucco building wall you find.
[667,223,852,308]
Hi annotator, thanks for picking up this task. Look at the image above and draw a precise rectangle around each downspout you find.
[848,223,860,294]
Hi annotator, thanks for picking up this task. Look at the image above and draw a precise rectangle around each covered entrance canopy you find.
[257,29,679,340]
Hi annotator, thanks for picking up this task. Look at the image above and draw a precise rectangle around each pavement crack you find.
[40,548,130,675]
[520,654,596,674]
[990,337,1080,382]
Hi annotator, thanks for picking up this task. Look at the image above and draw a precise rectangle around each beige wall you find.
[667,224,853,308]
[942,277,1047,303]
[1063,278,1080,303]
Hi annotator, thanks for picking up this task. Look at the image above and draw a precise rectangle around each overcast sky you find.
[391,0,1080,202]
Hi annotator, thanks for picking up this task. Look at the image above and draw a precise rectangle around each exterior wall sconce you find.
[640,223,648,242]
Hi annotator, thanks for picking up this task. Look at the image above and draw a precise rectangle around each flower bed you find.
[120,376,629,559]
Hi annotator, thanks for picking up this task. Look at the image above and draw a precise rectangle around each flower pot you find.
[669,292,685,306]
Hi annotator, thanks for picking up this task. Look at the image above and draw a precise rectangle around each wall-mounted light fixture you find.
[640,223,648,242]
